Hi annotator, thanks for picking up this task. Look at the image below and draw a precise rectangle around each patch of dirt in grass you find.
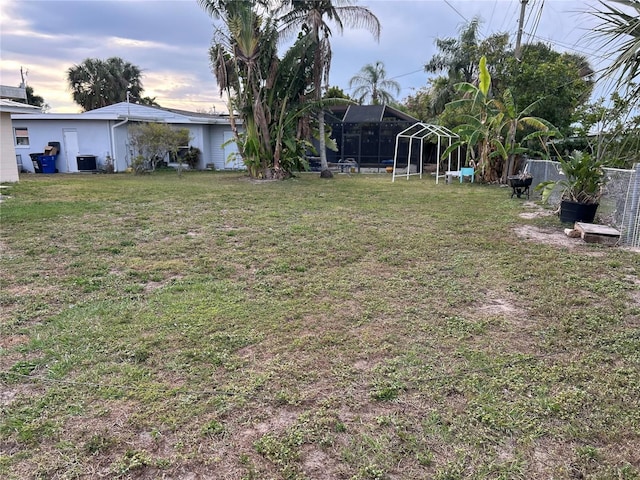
[0,334,29,349]
[353,358,378,371]
[515,225,583,249]
[626,275,640,306]
[518,202,555,219]
[477,297,519,316]
[528,438,574,478]
[0,383,45,407]
[238,408,300,442]
[474,291,541,354]
[527,437,640,479]
[143,274,184,293]
[301,446,344,479]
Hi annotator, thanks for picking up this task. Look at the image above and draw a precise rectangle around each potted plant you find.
[536,151,607,224]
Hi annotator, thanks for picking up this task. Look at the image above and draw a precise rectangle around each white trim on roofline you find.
[10,102,232,125]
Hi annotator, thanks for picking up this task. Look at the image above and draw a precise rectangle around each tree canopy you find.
[201,0,380,178]
[349,61,400,105]
[67,57,148,111]
[420,18,593,137]
[442,56,560,183]
[499,43,594,136]
[16,85,48,112]
[277,0,381,175]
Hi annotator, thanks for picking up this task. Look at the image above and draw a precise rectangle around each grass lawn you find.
[1,171,639,480]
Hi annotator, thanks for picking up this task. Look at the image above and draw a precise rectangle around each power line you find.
[443,0,468,24]
[524,33,613,64]
[389,68,425,81]
[487,0,499,34]
[525,0,545,46]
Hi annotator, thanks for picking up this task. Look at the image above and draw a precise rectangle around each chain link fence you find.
[525,159,640,248]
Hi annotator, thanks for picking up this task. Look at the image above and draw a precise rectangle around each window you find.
[14,128,29,146]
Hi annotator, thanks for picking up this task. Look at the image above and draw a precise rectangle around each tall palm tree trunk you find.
[314,41,331,177]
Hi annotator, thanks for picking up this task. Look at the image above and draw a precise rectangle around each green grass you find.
[1,171,638,479]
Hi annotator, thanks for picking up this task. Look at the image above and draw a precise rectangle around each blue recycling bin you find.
[39,155,57,174]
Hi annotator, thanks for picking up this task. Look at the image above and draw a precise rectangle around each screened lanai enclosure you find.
[322,105,435,172]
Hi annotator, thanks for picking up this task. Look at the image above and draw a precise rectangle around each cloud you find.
[0,0,616,113]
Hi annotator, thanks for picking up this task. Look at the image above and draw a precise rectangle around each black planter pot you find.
[559,200,599,224]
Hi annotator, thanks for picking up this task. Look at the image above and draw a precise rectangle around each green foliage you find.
[590,0,640,106]
[66,57,146,111]
[18,85,49,112]
[112,449,152,476]
[208,0,380,176]
[179,146,202,169]
[324,85,353,101]
[128,123,191,173]
[567,92,640,169]
[209,2,314,178]
[498,43,594,135]
[536,151,607,204]
[422,17,511,116]
[401,86,436,122]
[420,18,592,135]
[349,61,400,105]
[442,57,560,182]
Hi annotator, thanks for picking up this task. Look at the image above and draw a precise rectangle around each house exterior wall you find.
[207,125,227,170]
[124,123,216,171]
[212,125,243,170]
[12,115,237,174]
[1,112,20,182]
[12,118,113,173]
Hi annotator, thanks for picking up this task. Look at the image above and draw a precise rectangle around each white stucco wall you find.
[11,118,113,173]
[11,113,237,174]
[208,124,242,170]
[0,112,20,182]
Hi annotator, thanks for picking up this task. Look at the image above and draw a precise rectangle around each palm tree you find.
[207,1,281,176]
[67,57,144,111]
[349,61,400,105]
[590,0,640,106]
[425,16,482,85]
[278,0,381,176]
[203,0,317,178]
[424,18,511,115]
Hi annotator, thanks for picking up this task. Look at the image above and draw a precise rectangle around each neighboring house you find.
[1,85,41,183]
[324,104,427,171]
[11,102,242,174]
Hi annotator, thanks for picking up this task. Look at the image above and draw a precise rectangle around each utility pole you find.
[20,66,28,87]
[515,0,529,61]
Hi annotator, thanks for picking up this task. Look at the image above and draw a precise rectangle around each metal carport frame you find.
[391,123,460,183]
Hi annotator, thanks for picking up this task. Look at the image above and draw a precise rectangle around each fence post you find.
[621,163,640,247]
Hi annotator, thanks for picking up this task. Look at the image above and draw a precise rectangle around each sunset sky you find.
[0,0,616,114]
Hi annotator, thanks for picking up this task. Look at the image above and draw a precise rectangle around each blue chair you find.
[460,167,475,183]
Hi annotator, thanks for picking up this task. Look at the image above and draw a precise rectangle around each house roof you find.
[11,102,232,125]
[0,98,41,114]
[0,85,27,100]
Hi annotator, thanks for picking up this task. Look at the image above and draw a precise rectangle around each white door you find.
[223,131,243,170]
[63,129,80,173]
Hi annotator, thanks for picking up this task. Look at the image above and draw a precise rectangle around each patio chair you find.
[460,167,475,183]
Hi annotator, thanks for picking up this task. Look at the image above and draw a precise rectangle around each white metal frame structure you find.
[391,123,460,183]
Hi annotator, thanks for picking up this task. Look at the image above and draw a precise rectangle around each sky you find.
[0,0,619,114]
